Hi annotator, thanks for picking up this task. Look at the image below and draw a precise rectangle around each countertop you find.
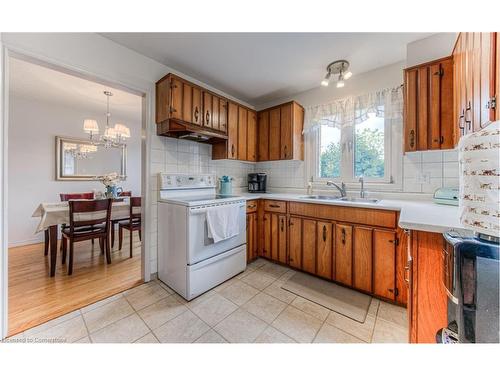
[238,192,463,234]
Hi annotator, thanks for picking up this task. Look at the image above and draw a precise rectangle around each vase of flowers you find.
[100,172,121,198]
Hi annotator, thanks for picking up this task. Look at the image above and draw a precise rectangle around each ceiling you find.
[101,32,433,106]
[9,57,142,120]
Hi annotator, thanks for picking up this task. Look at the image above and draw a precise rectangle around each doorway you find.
[6,55,147,337]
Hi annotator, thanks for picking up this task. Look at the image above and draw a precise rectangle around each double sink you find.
[299,195,379,204]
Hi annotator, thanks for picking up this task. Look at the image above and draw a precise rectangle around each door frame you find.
[0,42,153,339]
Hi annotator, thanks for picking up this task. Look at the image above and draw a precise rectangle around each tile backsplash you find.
[403,149,459,193]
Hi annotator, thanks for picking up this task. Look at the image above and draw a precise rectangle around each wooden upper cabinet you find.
[452,32,498,140]
[280,103,293,159]
[247,111,257,162]
[211,95,220,131]
[192,86,202,126]
[219,99,228,133]
[316,221,333,280]
[302,219,317,274]
[373,229,396,300]
[269,108,281,160]
[203,91,212,128]
[404,56,455,152]
[335,224,353,286]
[258,111,269,161]
[169,78,183,121]
[227,102,238,159]
[238,107,248,160]
[182,83,193,123]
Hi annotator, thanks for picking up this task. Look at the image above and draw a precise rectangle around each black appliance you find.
[438,231,499,343]
[248,173,267,193]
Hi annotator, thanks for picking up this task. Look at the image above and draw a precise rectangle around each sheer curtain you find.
[302,85,403,134]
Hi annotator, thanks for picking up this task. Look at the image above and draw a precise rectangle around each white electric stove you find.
[157,173,247,300]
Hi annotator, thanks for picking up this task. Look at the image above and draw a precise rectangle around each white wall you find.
[8,94,142,246]
[406,33,458,67]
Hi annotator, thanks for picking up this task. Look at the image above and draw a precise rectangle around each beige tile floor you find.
[3,258,408,344]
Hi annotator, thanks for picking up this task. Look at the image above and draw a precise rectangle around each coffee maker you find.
[248,173,267,193]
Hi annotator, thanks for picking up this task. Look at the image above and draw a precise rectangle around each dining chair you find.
[43,192,95,256]
[118,197,141,258]
[111,191,132,247]
[61,199,112,275]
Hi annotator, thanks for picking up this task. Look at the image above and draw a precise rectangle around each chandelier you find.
[83,91,130,148]
[320,60,352,88]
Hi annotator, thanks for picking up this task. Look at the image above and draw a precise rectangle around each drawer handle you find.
[322,225,327,242]
[247,205,256,209]
[341,228,346,245]
[269,204,281,208]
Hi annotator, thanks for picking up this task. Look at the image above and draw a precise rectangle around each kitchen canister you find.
[219,176,233,196]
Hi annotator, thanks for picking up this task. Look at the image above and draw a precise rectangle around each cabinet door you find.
[316,221,333,279]
[258,111,269,161]
[238,107,248,160]
[439,58,454,149]
[203,92,213,128]
[192,86,202,126]
[417,66,428,150]
[288,217,302,268]
[465,33,474,135]
[353,226,373,293]
[262,212,271,259]
[212,95,220,131]
[428,63,442,150]
[270,213,279,261]
[171,78,183,121]
[302,219,317,274]
[227,102,238,159]
[280,103,293,159]
[278,215,287,264]
[373,229,396,300]
[404,69,418,152]
[182,83,192,123]
[480,33,494,127]
[219,100,228,134]
[335,224,353,286]
[247,111,257,162]
[269,108,281,160]
[246,213,257,262]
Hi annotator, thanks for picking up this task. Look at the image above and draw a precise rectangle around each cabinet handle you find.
[458,109,465,135]
[341,228,346,245]
[322,225,327,242]
[205,111,210,125]
[409,130,415,149]
[280,217,284,232]
[169,106,177,113]
[283,145,288,158]
[231,144,235,157]
[269,204,281,208]
[465,101,472,131]
[194,107,199,122]
[247,204,256,209]
[439,136,444,144]
[289,219,294,226]
[404,263,411,284]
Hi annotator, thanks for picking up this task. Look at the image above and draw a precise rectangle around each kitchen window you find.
[315,108,392,183]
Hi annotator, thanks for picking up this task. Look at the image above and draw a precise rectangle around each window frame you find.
[312,115,393,185]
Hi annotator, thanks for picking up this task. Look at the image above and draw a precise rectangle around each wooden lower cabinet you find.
[262,212,287,263]
[246,212,258,262]
[353,226,373,293]
[316,221,333,279]
[288,216,302,268]
[277,215,287,264]
[373,229,397,300]
[335,224,353,286]
[408,230,448,343]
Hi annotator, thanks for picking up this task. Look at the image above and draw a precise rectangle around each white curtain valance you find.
[303,85,403,134]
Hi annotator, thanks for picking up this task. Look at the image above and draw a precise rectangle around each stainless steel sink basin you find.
[299,195,341,200]
[337,197,379,203]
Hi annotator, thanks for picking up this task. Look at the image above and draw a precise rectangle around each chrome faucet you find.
[326,181,347,197]
[359,176,365,198]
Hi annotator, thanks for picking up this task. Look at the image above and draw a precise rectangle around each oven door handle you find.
[189,204,245,215]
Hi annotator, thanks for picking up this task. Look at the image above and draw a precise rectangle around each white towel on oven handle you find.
[206,204,240,243]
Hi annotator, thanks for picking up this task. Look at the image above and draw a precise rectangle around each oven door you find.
[187,201,246,265]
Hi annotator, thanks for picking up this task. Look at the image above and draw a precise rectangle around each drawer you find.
[264,200,287,213]
[246,200,258,213]
[289,202,397,228]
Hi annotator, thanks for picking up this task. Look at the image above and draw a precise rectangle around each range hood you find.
[156,119,228,143]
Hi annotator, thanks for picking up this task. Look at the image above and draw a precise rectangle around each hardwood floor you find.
[8,231,142,337]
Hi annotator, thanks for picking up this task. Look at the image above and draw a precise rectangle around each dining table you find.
[32,200,130,277]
